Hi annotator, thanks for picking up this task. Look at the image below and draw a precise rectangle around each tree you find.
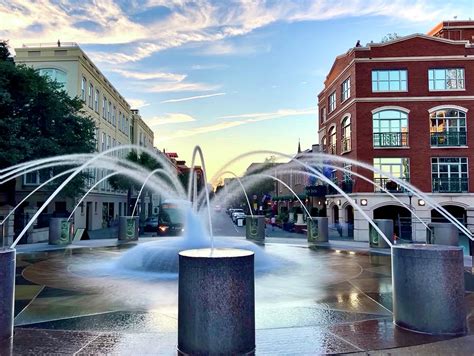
[0,41,96,205]
[109,150,161,216]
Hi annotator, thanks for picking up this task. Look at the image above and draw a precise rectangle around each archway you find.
[374,204,412,240]
[431,205,466,224]
[332,205,339,224]
[345,205,354,238]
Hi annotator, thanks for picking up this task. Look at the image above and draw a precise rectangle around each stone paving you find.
[2,234,474,355]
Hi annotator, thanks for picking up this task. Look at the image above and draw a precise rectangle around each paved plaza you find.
[1,225,473,355]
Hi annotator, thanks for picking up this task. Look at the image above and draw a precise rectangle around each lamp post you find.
[407,190,414,241]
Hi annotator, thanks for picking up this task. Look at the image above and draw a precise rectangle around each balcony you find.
[374,177,409,193]
[373,132,408,148]
[341,137,351,153]
[430,131,466,147]
[432,177,468,193]
[326,179,353,194]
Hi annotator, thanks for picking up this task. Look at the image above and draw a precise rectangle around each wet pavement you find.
[3,215,474,355]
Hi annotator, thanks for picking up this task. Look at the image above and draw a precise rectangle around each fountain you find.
[0,145,472,350]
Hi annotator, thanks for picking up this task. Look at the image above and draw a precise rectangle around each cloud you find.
[161,92,226,103]
[146,113,196,126]
[219,108,316,122]
[144,81,220,93]
[127,98,150,109]
[2,0,464,64]
[112,68,186,81]
[158,107,315,140]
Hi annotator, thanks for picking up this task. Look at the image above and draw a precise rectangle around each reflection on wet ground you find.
[3,241,474,355]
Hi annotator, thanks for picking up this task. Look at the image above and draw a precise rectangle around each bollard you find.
[118,216,139,241]
[369,219,393,248]
[307,217,329,243]
[392,244,466,335]
[0,248,15,341]
[178,248,255,355]
[245,215,265,241]
[49,218,73,245]
[426,222,459,246]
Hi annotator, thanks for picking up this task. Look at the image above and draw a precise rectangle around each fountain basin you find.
[178,248,255,355]
[392,244,466,335]
[0,248,15,341]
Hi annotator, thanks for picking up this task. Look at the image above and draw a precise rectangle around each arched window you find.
[430,109,466,146]
[341,116,351,152]
[321,136,327,152]
[373,110,408,147]
[38,68,67,88]
[328,127,336,154]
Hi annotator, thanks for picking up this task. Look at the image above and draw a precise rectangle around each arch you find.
[428,105,468,113]
[371,106,410,114]
[339,113,351,124]
[431,204,467,224]
[374,204,412,240]
[332,205,339,224]
[341,115,351,152]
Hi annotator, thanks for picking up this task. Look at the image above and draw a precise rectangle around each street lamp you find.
[407,191,414,241]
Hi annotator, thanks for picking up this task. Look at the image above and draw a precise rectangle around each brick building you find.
[318,21,474,242]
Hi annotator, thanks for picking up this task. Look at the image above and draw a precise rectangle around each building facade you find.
[318,21,474,243]
[13,43,141,236]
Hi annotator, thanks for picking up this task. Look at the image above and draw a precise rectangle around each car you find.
[157,202,185,236]
[231,209,245,222]
[232,212,246,224]
[143,216,158,232]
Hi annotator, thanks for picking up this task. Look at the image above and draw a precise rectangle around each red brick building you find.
[318,21,474,242]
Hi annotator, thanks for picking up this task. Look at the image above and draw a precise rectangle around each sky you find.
[1,0,474,182]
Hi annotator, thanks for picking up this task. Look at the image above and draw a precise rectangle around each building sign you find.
[305,185,327,197]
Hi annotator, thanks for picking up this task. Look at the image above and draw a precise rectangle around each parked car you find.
[143,216,158,232]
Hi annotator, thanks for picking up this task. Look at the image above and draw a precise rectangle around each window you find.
[372,70,407,92]
[94,128,99,151]
[429,69,464,91]
[112,106,116,126]
[342,164,352,193]
[81,77,87,100]
[328,92,336,112]
[38,68,67,88]
[341,116,351,153]
[118,111,122,131]
[102,96,107,118]
[101,132,106,152]
[23,169,52,186]
[88,83,93,108]
[328,126,336,154]
[341,78,350,102]
[373,158,410,192]
[430,109,466,146]
[94,89,99,112]
[321,136,327,152]
[108,101,111,122]
[373,110,408,147]
[320,107,327,122]
[431,157,468,192]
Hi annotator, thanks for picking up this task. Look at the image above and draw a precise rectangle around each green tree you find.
[0,41,96,204]
[109,150,162,216]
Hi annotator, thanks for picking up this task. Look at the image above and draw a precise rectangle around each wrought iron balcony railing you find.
[373,177,410,193]
[373,132,409,148]
[432,177,468,193]
[430,131,467,146]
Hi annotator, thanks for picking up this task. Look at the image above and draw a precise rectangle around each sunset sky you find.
[1,0,473,181]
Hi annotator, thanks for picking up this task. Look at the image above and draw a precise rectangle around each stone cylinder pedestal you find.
[118,216,139,241]
[369,219,393,248]
[178,248,255,355]
[426,222,459,246]
[49,218,73,245]
[307,217,329,243]
[245,215,265,241]
[392,244,466,335]
[0,248,15,341]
